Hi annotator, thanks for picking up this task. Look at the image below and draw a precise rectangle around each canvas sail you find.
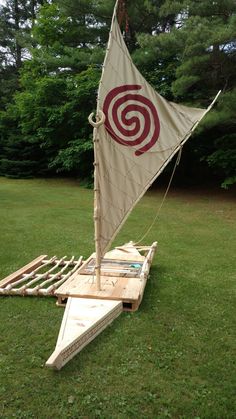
[92,10,213,260]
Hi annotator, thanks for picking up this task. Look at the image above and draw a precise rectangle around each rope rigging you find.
[135,147,183,245]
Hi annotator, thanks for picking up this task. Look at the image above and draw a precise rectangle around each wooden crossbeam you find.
[4,256,57,291]
[0,255,83,297]
[0,255,47,288]
[45,257,83,294]
[43,259,79,265]
[18,256,68,293]
[16,256,66,293]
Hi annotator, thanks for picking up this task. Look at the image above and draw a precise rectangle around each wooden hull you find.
[46,242,157,369]
[46,297,123,370]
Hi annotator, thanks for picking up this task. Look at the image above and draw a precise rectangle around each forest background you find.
[0,0,235,188]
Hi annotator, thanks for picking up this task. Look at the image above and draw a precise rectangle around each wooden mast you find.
[93,124,101,291]
[91,0,120,291]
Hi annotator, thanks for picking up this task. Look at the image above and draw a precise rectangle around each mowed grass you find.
[0,177,235,419]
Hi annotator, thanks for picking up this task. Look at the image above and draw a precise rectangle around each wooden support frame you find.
[0,243,157,310]
[0,255,83,297]
[0,255,47,288]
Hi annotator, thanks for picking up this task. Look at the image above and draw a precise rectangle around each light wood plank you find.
[0,255,47,287]
[46,297,122,370]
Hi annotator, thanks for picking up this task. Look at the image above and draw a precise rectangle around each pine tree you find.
[0,0,48,109]
[133,0,236,186]
[0,2,101,178]
[0,0,235,185]
[0,0,52,176]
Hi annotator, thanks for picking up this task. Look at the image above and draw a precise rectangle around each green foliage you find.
[134,0,236,186]
[197,89,236,187]
[207,134,236,188]
[0,0,235,185]
[48,67,100,175]
[0,102,50,178]
[0,1,103,179]
[0,0,47,108]
[0,66,100,178]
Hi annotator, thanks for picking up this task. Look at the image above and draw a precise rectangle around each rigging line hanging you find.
[135,146,183,245]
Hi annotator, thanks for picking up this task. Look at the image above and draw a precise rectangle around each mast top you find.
[117,0,129,39]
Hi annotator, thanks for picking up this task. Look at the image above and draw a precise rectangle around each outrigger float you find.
[1,0,220,370]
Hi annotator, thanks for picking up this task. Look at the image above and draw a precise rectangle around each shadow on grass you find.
[139,265,166,313]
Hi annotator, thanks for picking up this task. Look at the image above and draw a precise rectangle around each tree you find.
[0,0,48,109]
[133,0,236,187]
[0,1,102,178]
[0,0,235,186]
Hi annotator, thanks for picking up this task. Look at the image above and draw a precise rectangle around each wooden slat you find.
[137,242,157,306]
[0,255,47,287]
[16,256,65,292]
[46,297,123,370]
[79,257,143,278]
[45,256,83,294]
[4,256,58,291]
[26,256,74,293]
[43,259,79,265]
[56,273,142,303]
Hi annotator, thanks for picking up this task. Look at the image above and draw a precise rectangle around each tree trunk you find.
[14,0,22,69]
[31,0,36,27]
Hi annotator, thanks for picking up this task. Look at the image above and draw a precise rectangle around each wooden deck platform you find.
[56,242,157,311]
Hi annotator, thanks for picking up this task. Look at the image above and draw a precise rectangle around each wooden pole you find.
[93,125,101,291]
[89,112,105,292]
[90,1,120,291]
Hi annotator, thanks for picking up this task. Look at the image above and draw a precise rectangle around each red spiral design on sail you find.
[103,85,160,156]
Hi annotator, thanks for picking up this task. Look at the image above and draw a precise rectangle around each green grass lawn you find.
[0,177,235,418]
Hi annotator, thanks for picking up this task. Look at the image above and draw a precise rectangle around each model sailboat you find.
[45,1,220,369]
[0,0,220,369]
